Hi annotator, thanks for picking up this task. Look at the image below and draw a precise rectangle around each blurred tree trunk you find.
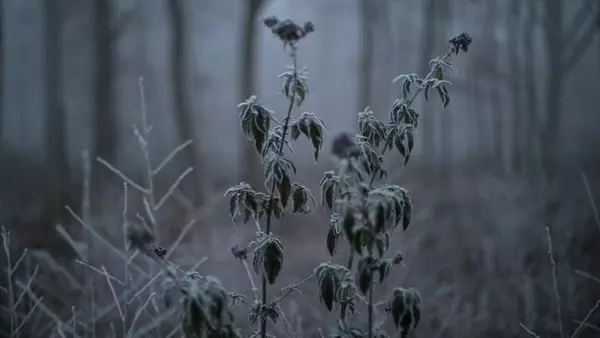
[373,0,392,113]
[239,0,264,189]
[419,0,437,178]
[166,0,200,201]
[437,0,452,187]
[468,57,484,177]
[0,0,3,155]
[540,0,564,183]
[44,0,70,216]
[523,0,539,179]
[92,0,117,166]
[508,0,524,175]
[485,0,504,176]
[539,0,598,182]
[357,0,374,127]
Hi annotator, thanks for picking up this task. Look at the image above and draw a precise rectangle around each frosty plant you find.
[315,32,472,338]
[225,14,472,338]
[225,16,320,338]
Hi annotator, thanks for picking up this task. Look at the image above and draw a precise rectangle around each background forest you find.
[1,0,600,337]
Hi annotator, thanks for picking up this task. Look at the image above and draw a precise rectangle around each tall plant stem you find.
[346,47,455,334]
[260,44,298,338]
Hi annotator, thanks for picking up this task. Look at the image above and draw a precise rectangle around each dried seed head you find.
[303,21,315,34]
[331,132,361,159]
[231,244,248,260]
[263,16,314,44]
[449,32,472,54]
[263,16,279,28]
[150,243,167,260]
[392,252,404,265]
[126,220,154,251]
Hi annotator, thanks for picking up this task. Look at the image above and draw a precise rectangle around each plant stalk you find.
[260,44,298,338]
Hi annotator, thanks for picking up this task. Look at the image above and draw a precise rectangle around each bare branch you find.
[155,166,194,210]
[153,139,193,176]
[97,157,150,194]
[570,300,600,338]
[563,18,598,74]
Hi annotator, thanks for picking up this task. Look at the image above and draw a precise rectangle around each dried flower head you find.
[331,132,361,159]
[150,243,167,260]
[449,32,472,54]
[126,220,154,251]
[231,244,248,260]
[262,16,314,45]
[392,252,404,265]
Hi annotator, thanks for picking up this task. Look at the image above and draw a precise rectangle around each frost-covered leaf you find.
[278,66,309,106]
[289,113,327,161]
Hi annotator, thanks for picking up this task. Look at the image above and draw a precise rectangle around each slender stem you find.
[546,226,565,338]
[368,272,374,338]
[3,230,16,335]
[356,50,454,333]
[260,45,298,338]
[242,259,259,301]
[407,50,453,107]
[339,251,354,321]
[122,182,129,338]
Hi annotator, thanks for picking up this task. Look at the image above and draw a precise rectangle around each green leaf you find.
[252,247,263,275]
[378,260,391,283]
[402,79,411,100]
[434,66,444,81]
[402,192,412,231]
[263,239,283,284]
[357,261,371,295]
[291,186,306,214]
[436,84,451,108]
[228,196,238,221]
[278,67,309,106]
[291,123,300,140]
[424,82,432,101]
[325,185,334,209]
[372,202,386,233]
[319,269,337,311]
[390,288,408,328]
[308,121,323,161]
[326,226,337,256]
[342,210,356,243]
[278,175,292,209]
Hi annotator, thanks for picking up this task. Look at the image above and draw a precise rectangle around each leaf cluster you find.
[310,32,471,337]
[225,16,324,338]
[162,272,242,338]
[225,19,471,337]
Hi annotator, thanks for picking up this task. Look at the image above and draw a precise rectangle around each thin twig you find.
[574,270,600,284]
[241,259,259,301]
[165,194,221,260]
[155,166,194,210]
[580,172,600,233]
[572,319,600,333]
[546,226,565,338]
[66,206,151,278]
[271,273,314,305]
[407,50,454,107]
[126,292,156,338]
[101,265,124,321]
[153,139,193,176]
[122,182,129,337]
[15,281,80,338]
[96,157,149,194]
[2,227,17,334]
[570,300,600,338]
[519,323,540,337]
